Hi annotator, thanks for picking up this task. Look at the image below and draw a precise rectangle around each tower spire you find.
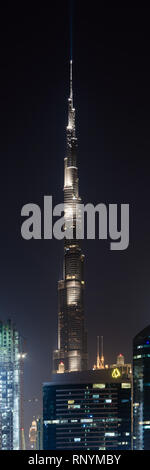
[93,335,105,370]
[67,59,75,133]
[70,59,73,101]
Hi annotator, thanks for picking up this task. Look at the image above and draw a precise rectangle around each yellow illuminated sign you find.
[112,368,121,379]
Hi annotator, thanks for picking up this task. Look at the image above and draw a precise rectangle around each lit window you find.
[80,418,93,423]
[121,383,131,389]
[68,404,80,410]
[93,384,105,389]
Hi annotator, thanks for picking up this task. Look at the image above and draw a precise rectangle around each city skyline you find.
[0,3,150,446]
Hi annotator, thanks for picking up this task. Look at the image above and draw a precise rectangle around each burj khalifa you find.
[53,60,88,373]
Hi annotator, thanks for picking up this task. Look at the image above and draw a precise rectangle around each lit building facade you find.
[29,416,43,450]
[53,61,87,373]
[0,319,22,450]
[133,326,150,449]
[43,369,131,450]
[110,354,132,379]
[29,418,37,449]
[36,417,43,450]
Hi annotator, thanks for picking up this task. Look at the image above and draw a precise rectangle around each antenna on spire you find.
[70,0,73,61]
[67,2,75,131]
[70,59,73,100]
[69,0,73,101]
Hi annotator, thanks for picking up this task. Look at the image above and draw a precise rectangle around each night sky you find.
[0,4,150,447]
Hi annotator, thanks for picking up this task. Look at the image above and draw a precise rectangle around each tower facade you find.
[43,369,131,450]
[0,319,22,450]
[53,61,88,373]
[133,326,150,449]
[29,418,37,450]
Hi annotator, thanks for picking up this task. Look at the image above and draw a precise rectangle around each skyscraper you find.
[53,61,88,373]
[110,354,132,379]
[0,319,23,450]
[36,417,43,450]
[133,325,150,449]
[43,59,133,451]
[43,369,131,450]
[29,418,37,450]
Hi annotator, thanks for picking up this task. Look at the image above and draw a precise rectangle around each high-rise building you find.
[0,319,23,450]
[44,58,132,451]
[110,354,132,379]
[36,417,43,450]
[29,418,37,450]
[29,416,43,450]
[43,369,131,450]
[53,61,88,373]
[133,325,150,449]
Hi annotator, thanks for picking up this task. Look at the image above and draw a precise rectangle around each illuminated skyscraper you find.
[133,326,150,449]
[53,61,88,373]
[43,59,133,451]
[29,418,37,450]
[36,417,43,450]
[43,369,131,450]
[0,319,23,450]
[110,354,132,379]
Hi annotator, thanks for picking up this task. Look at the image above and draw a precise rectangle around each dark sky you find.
[0,4,150,447]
